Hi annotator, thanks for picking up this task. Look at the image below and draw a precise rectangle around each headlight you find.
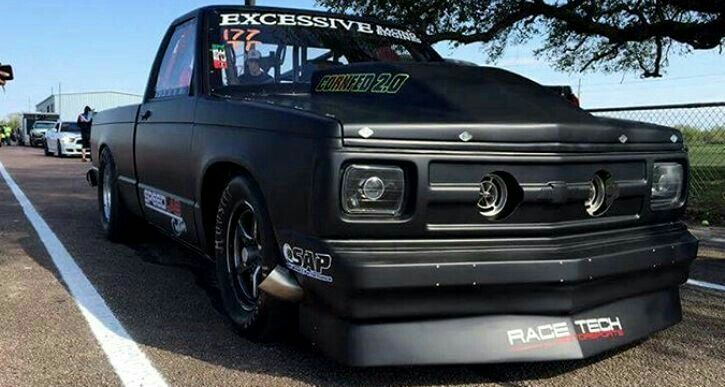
[342,164,405,215]
[62,137,75,143]
[650,162,684,210]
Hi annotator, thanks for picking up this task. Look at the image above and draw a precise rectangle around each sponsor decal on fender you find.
[282,243,333,282]
[506,316,624,352]
[143,189,187,236]
[219,13,422,43]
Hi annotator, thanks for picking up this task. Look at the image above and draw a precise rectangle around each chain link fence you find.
[589,102,724,223]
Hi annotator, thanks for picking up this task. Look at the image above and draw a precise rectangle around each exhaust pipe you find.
[86,168,98,187]
[259,266,304,302]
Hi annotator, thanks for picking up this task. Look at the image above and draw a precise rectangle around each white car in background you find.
[44,121,83,157]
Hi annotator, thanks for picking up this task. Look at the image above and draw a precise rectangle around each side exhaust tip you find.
[259,266,304,302]
[86,168,98,187]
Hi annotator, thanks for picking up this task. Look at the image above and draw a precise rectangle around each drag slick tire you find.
[98,148,134,242]
[214,176,289,341]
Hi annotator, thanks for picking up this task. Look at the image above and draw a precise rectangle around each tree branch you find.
[662,0,725,14]
[317,0,725,78]
[530,1,725,49]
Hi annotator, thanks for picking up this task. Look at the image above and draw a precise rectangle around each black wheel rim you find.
[226,201,263,311]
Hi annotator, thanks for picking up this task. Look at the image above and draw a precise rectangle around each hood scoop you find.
[303,63,683,152]
[310,62,591,124]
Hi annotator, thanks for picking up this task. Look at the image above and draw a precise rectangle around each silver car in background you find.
[44,121,83,157]
[29,121,57,147]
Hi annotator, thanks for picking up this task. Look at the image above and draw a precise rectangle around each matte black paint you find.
[90,5,698,366]
[300,288,682,366]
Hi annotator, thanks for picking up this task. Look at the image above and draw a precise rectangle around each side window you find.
[154,19,197,98]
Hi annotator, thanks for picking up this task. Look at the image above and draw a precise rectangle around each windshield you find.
[33,122,56,129]
[60,122,81,133]
[207,9,441,94]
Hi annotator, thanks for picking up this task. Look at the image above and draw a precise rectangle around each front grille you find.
[426,159,647,232]
[429,161,646,184]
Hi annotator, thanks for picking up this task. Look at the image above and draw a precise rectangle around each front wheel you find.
[214,176,290,341]
[43,142,51,156]
[56,143,63,158]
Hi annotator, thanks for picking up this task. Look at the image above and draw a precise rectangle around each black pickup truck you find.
[88,5,698,366]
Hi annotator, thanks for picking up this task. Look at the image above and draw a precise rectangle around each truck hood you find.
[252,63,683,151]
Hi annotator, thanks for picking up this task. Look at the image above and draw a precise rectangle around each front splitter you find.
[300,288,682,366]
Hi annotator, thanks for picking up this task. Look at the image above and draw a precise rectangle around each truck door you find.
[135,18,199,245]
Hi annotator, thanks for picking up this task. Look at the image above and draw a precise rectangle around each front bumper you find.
[61,142,84,156]
[285,222,698,365]
[301,288,681,366]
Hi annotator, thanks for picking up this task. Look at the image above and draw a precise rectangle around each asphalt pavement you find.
[0,145,723,387]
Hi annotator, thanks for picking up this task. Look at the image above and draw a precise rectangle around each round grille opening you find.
[585,170,616,217]
[477,174,508,217]
[585,175,606,216]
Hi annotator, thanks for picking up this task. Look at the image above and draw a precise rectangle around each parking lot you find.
[0,145,723,386]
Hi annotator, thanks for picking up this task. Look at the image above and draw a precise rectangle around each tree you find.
[317,0,725,78]
[2,115,21,130]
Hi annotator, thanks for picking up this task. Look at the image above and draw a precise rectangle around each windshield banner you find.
[219,12,422,43]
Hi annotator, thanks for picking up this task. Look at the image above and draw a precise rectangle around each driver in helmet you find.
[239,49,272,85]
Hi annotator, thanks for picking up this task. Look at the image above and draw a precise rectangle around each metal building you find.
[35,91,142,121]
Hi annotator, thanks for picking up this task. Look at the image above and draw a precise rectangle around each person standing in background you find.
[1,63,14,146]
[78,106,93,162]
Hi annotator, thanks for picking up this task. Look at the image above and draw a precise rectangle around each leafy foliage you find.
[317,0,725,77]
[676,125,725,145]
[0,115,20,130]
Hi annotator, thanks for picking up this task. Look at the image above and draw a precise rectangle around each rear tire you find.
[98,148,134,242]
[214,176,290,341]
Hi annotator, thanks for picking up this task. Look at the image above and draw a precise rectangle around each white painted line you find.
[686,279,725,292]
[0,161,168,387]
[710,237,725,244]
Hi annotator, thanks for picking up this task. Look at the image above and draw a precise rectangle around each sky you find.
[1,0,724,118]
